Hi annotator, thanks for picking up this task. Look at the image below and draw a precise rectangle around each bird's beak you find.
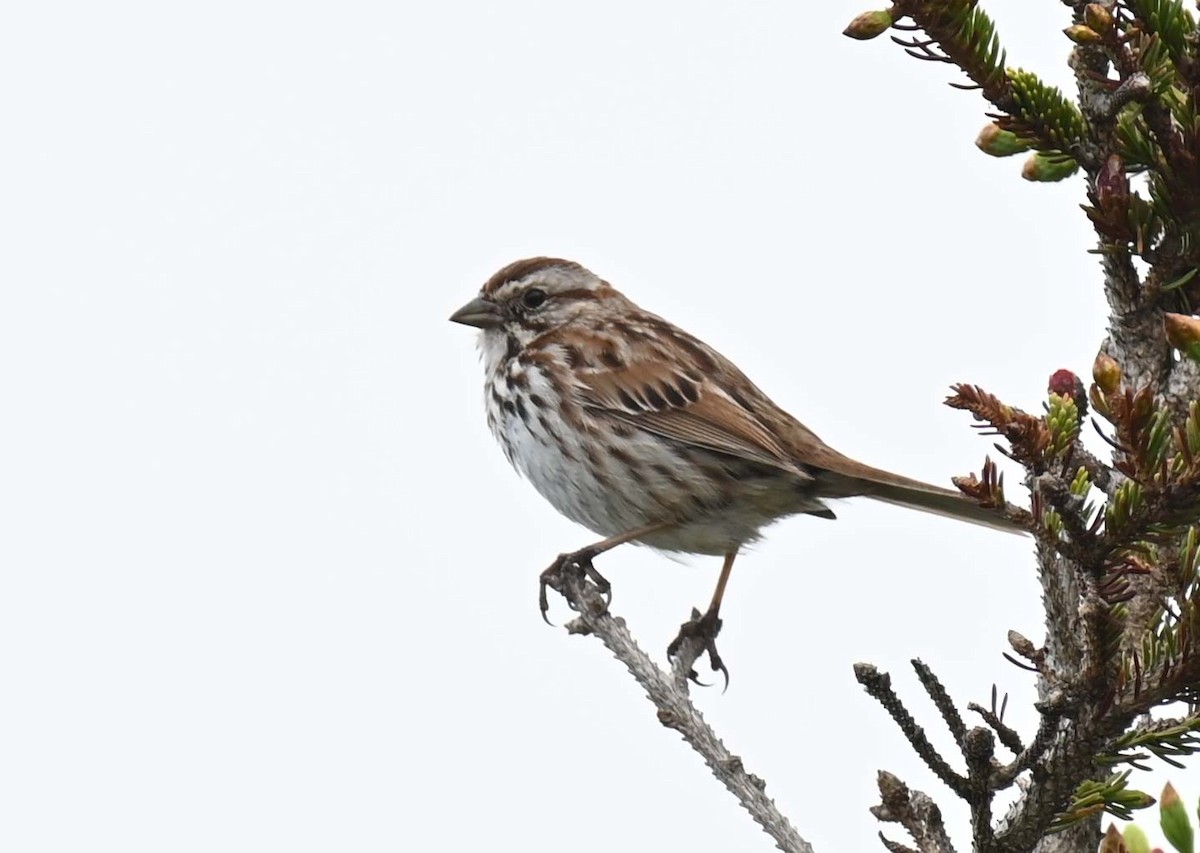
[448,295,504,329]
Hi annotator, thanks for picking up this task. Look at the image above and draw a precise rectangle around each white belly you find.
[483,361,820,555]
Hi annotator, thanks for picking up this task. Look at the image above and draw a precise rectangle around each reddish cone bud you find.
[1049,369,1080,398]
[1049,369,1088,421]
[1096,154,1129,210]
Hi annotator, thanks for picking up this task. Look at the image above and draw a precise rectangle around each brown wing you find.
[543,306,1022,533]
[571,333,812,480]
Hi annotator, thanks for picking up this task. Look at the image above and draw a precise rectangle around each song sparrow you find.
[451,257,1017,682]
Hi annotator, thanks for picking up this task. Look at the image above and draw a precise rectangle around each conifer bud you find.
[843,9,894,40]
[1098,824,1129,853]
[1121,824,1150,853]
[1048,369,1079,398]
[1159,782,1193,853]
[1096,154,1129,211]
[1084,4,1115,34]
[976,123,1029,157]
[1165,313,1200,362]
[1092,352,1121,394]
[1049,369,1087,423]
[1065,24,1105,44]
[1022,153,1079,182]
[1122,790,1156,809]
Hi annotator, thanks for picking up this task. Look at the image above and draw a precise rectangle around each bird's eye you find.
[522,288,548,309]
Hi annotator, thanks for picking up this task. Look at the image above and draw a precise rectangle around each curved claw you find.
[538,578,555,626]
[711,651,730,694]
[538,553,570,626]
[581,560,612,606]
[668,606,729,690]
[682,658,729,692]
[538,550,613,623]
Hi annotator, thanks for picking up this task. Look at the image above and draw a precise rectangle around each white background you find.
[3,2,1183,851]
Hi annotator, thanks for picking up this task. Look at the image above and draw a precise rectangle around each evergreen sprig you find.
[1050,771,1156,830]
[895,0,1008,96]
[1102,715,1200,770]
[1124,0,1197,68]
[845,1,1089,161]
[1116,106,1157,172]
[1006,69,1087,156]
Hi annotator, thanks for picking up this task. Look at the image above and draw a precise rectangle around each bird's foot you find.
[538,547,611,624]
[667,606,728,691]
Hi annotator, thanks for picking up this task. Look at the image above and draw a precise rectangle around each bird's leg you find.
[667,551,737,689]
[539,521,671,623]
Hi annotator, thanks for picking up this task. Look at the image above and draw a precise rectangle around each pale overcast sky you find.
[4,2,1181,851]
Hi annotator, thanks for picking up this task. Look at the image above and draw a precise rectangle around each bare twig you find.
[963,727,996,849]
[872,771,958,853]
[968,701,1025,756]
[549,568,814,853]
[913,659,967,748]
[854,663,971,800]
[1007,711,1060,782]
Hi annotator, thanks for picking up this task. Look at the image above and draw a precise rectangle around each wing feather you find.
[573,343,811,479]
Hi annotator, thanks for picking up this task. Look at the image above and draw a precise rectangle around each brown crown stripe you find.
[482,257,583,294]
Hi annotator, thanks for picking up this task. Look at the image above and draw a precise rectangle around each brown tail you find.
[817,465,1023,534]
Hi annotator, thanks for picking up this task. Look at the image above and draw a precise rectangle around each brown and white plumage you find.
[451,257,1017,677]
[453,257,1013,555]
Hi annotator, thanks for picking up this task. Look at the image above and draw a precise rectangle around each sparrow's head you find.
[449,257,618,348]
